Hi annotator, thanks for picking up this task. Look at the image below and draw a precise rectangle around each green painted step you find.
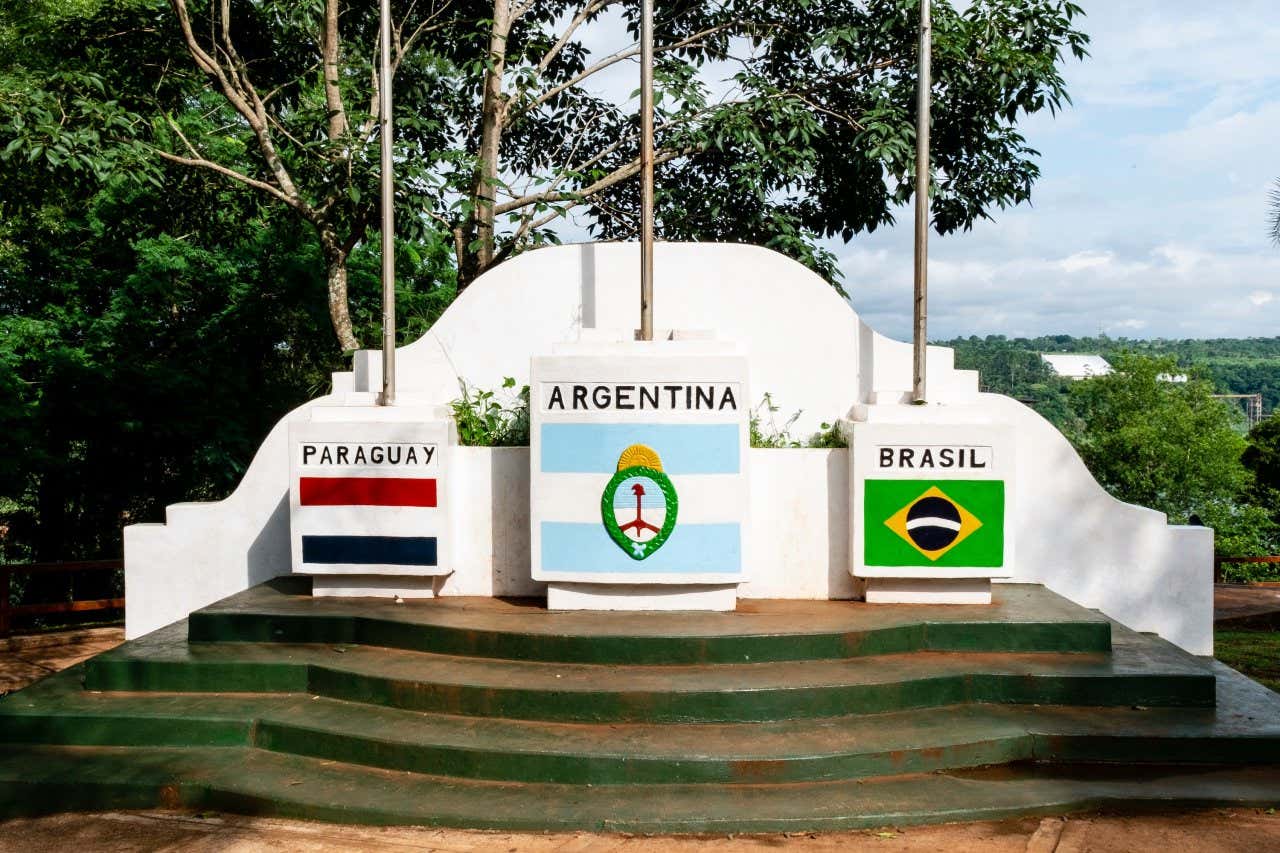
[81,620,1213,723]
[187,581,1112,663]
[3,662,1277,786]
[1,744,1278,830]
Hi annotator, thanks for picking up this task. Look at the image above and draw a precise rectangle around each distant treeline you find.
[938,335,1280,417]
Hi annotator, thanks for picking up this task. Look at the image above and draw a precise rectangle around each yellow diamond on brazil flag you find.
[865,480,1004,567]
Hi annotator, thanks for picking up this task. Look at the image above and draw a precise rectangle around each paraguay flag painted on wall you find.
[289,420,451,576]
[533,421,747,583]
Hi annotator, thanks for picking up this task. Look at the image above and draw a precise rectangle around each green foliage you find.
[749,394,847,448]
[1244,415,1280,496]
[1067,354,1248,524]
[943,333,1280,414]
[5,0,1090,298]
[946,337,1077,430]
[0,0,1094,360]
[750,394,803,448]
[808,421,850,449]
[1218,556,1280,584]
[450,378,530,447]
[1199,501,1280,566]
[570,0,1091,288]
[0,143,455,565]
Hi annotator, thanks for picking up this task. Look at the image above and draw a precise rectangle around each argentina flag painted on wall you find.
[530,349,750,586]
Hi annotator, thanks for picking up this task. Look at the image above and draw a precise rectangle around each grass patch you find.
[1215,629,1280,693]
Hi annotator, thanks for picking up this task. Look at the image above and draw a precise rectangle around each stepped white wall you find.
[123,242,1213,655]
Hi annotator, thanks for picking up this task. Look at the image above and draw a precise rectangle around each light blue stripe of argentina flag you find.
[541,521,741,574]
[540,423,740,474]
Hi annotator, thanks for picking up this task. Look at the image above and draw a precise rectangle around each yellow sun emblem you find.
[616,444,663,472]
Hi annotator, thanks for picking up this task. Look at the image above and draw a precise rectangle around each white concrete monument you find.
[121,243,1216,656]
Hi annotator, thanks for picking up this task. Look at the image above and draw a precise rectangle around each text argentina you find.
[545,383,739,411]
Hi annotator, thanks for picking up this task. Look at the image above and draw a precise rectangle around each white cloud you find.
[1059,251,1113,273]
[1140,100,1280,173]
[1068,3,1280,107]
[839,234,1279,342]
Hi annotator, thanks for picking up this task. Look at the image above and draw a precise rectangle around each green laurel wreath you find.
[600,465,679,561]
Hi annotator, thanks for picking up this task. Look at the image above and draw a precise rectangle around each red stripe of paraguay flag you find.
[299,476,437,507]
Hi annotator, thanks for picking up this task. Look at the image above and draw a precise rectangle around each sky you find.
[841,1,1280,341]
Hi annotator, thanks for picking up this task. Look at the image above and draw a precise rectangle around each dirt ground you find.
[1214,583,1280,627]
[2,809,1280,852]
[0,627,124,695]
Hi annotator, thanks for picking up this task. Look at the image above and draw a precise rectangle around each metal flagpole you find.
[638,0,655,341]
[377,0,397,405]
[911,0,931,403]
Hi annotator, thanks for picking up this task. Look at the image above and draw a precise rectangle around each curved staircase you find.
[2,579,1279,830]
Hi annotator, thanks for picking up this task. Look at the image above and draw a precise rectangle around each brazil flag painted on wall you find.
[864,480,1004,568]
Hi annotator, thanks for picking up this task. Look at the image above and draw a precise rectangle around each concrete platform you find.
[188,577,1113,661]
[0,580,1278,829]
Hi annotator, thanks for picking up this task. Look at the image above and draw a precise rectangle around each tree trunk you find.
[465,0,511,293]
[321,0,347,140]
[456,220,481,293]
[320,228,360,352]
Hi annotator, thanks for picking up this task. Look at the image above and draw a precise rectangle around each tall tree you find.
[156,0,461,351]
[4,0,1088,350]
[0,0,459,560]
[435,0,1090,291]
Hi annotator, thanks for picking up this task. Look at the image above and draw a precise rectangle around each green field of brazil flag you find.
[864,479,1005,568]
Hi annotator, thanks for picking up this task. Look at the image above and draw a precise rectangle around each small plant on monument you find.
[451,377,530,447]
[750,393,803,448]
[808,421,848,449]
[749,394,848,448]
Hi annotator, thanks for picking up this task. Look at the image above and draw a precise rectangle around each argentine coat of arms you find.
[601,444,678,560]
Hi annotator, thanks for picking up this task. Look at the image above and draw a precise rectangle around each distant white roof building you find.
[1041,353,1113,380]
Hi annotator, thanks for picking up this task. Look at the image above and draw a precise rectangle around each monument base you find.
[8,580,1280,830]
[547,583,738,611]
[864,577,992,605]
[311,574,444,599]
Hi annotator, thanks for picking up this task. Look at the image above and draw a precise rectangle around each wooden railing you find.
[0,560,124,638]
[1215,555,1280,584]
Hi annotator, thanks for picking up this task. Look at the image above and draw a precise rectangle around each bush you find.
[450,378,530,447]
